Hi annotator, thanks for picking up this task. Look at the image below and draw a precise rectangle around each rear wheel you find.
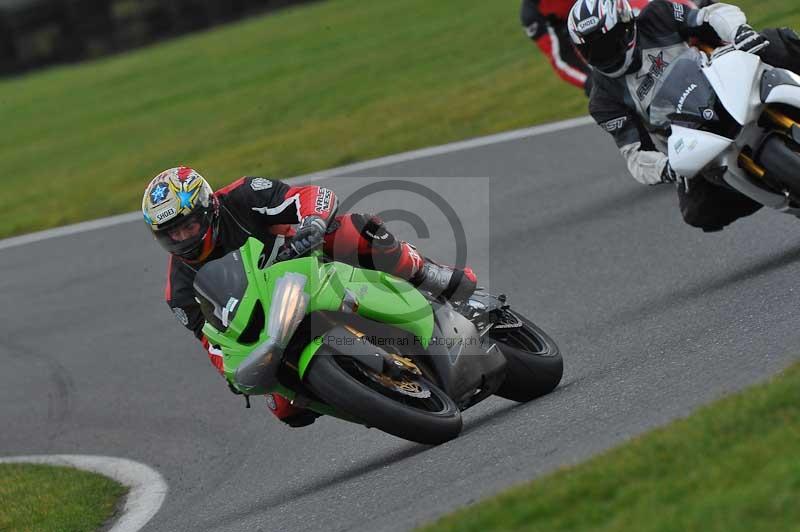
[490,311,563,402]
[305,351,462,445]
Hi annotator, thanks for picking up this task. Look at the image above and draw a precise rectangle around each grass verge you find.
[0,464,127,532]
[1,0,797,238]
[419,360,800,532]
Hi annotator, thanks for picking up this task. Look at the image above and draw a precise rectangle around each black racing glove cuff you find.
[277,215,327,261]
[661,162,678,184]
[734,25,770,54]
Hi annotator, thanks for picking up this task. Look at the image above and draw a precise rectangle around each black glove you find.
[733,25,769,54]
[662,162,691,192]
[661,162,679,184]
[277,215,327,261]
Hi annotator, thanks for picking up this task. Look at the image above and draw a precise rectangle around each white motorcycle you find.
[651,45,800,213]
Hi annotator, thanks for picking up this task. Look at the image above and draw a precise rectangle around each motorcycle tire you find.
[305,352,463,445]
[490,311,563,402]
[757,132,800,198]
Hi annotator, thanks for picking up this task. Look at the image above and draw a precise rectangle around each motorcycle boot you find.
[412,260,477,303]
[266,393,320,427]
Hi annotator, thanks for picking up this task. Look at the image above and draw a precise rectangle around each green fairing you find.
[297,337,324,379]
[201,238,434,394]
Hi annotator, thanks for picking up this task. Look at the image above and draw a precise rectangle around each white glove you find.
[620,142,670,185]
[698,3,747,43]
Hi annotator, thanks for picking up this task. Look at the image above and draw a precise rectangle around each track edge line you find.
[0,115,593,251]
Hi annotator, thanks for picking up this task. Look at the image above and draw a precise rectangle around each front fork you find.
[738,106,800,178]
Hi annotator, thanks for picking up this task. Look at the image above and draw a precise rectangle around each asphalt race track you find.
[2,121,800,532]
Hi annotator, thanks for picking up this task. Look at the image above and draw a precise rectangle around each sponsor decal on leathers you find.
[602,116,628,132]
[315,188,333,214]
[673,3,685,21]
[636,51,670,100]
[250,178,273,191]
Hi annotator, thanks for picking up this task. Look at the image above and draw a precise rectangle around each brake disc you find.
[357,365,431,399]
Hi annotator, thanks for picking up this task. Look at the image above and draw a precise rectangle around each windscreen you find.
[193,251,249,332]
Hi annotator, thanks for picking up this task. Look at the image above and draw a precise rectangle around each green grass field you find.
[0,463,126,532]
[420,360,800,532]
[2,0,797,239]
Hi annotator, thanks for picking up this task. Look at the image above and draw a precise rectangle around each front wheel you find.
[756,132,800,199]
[305,352,462,445]
[490,311,563,402]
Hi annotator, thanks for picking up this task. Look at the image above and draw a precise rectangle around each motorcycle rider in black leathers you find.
[569,0,800,232]
[143,167,477,427]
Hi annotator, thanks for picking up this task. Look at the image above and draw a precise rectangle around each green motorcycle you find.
[194,236,563,445]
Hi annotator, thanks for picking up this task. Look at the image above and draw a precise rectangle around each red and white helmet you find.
[568,0,638,78]
[142,166,219,262]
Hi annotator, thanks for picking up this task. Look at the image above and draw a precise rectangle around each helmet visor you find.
[153,210,212,259]
[578,20,636,74]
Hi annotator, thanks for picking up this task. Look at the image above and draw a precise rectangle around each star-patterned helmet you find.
[142,166,218,262]
[568,0,638,78]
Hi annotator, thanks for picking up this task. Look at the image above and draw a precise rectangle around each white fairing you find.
[703,50,763,125]
[668,125,733,178]
[764,83,800,107]
[654,47,800,214]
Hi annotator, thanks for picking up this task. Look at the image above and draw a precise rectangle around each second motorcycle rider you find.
[571,0,800,231]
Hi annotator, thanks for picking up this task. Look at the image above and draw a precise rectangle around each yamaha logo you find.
[676,83,698,114]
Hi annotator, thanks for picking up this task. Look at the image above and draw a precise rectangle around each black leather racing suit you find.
[589,0,800,231]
